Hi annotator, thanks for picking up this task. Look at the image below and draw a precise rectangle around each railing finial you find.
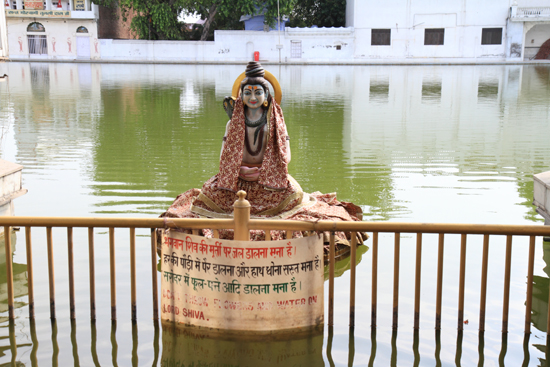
[233,190,250,241]
[235,190,249,206]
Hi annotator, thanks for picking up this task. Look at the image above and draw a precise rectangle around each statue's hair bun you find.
[245,62,265,78]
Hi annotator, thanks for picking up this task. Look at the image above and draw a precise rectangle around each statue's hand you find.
[239,166,260,181]
[223,96,236,119]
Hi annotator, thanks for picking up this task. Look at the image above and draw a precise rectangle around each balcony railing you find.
[510,6,550,21]
[5,2,98,19]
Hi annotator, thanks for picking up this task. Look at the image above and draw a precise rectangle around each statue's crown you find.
[245,62,265,78]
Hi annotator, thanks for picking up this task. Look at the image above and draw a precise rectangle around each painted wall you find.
[98,29,355,63]
[0,6,7,57]
[7,18,100,60]
[349,0,549,61]
[351,0,512,60]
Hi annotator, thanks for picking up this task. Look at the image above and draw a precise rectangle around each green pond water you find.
[0,62,549,366]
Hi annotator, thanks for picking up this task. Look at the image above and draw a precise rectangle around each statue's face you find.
[242,85,265,109]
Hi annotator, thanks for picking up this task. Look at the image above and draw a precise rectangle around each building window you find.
[27,22,47,55]
[291,41,302,58]
[76,26,89,33]
[481,28,502,45]
[371,29,391,46]
[424,28,444,45]
[28,35,48,54]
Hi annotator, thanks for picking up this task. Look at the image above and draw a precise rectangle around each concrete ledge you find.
[534,171,550,241]
[0,188,27,208]
[5,58,550,65]
[0,160,22,177]
[534,171,550,217]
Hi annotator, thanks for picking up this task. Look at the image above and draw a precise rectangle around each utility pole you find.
[276,0,282,64]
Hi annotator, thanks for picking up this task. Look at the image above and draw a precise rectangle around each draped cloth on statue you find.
[161,98,367,248]
[218,98,289,192]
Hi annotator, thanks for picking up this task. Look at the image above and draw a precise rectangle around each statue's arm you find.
[220,120,231,161]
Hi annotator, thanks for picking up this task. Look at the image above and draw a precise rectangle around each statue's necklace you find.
[244,109,267,156]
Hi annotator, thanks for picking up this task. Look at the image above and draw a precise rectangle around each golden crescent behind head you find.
[231,70,282,105]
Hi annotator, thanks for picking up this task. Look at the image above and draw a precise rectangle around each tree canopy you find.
[94,0,297,41]
[288,0,346,28]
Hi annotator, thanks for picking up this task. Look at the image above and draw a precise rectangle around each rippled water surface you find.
[0,62,549,366]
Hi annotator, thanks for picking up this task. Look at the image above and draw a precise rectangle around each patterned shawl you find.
[217,97,290,192]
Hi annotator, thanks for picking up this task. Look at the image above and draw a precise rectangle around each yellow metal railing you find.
[2,192,550,339]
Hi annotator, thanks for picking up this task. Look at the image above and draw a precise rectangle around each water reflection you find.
[0,294,546,366]
[2,63,549,223]
[477,80,499,100]
[161,322,324,366]
[0,231,27,320]
[421,80,442,102]
[0,63,550,365]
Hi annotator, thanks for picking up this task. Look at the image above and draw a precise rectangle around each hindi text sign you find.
[24,0,43,10]
[161,231,324,331]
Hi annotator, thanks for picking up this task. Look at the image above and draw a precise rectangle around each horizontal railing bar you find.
[0,217,235,228]
[0,217,549,236]
[248,221,550,235]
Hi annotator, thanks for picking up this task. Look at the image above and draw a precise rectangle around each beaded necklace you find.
[244,108,268,156]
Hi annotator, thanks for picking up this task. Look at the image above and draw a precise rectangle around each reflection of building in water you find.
[161,322,323,367]
[5,0,100,61]
[529,240,550,362]
[0,231,28,321]
[344,65,550,221]
[6,62,101,165]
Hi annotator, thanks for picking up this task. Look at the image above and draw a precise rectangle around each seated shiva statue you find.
[162,62,366,248]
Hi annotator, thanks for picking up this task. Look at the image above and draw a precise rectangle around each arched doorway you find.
[27,22,47,55]
[524,24,550,60]
[76,26,91,59]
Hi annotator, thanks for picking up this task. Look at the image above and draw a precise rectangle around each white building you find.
[346,0,550,61]
[0,5,7,57]
[4,0,100,60]
[2,0,549,62]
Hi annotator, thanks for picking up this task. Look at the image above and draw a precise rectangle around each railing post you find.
[349,232,357,327]
[371,232,378,328]
[88,227,96,321]
[109,227,116,321]
[4,226,14,320]
[233,191,250,241]
[392,232,400,330]
[25,227,35,320]
[47,227,56,320]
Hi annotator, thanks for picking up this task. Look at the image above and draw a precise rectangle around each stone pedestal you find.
[0,160,27,235]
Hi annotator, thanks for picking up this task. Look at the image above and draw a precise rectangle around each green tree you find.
[93,0,187,40]
[94,0,296,41]
[288,0,346,28]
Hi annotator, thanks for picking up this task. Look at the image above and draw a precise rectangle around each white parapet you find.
[534,171,550,225]
[510,6,550,22]
[0,160,27,235]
